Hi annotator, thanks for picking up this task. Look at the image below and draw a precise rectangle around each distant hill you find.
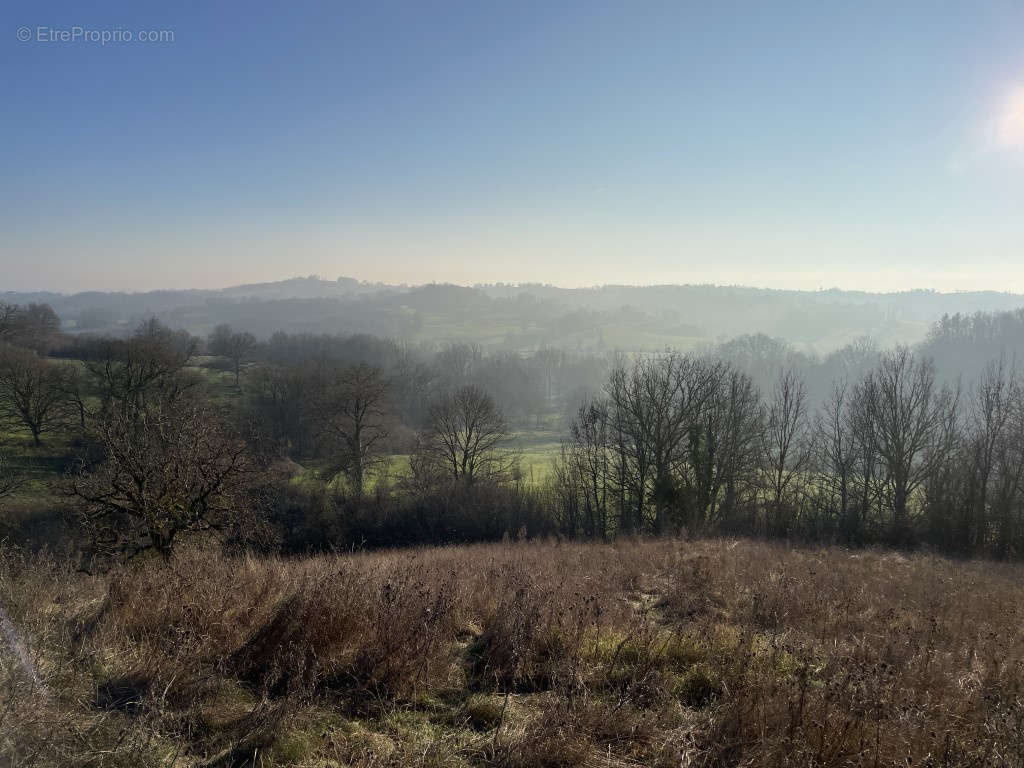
[4,277,1023,353]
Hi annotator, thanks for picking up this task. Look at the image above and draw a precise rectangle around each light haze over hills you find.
[5,276,1024,353]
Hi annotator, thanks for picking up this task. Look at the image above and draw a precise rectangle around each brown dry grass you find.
[2,538,1023,767]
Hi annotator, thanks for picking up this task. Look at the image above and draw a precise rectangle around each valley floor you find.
[2,538,1023,767]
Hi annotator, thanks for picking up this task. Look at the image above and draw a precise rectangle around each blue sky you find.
[3,0,1024,292]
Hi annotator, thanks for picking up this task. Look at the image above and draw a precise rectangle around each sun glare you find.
[993,84,1024,151]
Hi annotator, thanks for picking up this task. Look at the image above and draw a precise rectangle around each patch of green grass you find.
[197,681,260,732]
[339,724,399,763]
[293,440,561,493]
[585,628,711,690]
[464,694,505,730]
[263,709,352,766]
[512,451,558,484]
[377,708,478,766]
[266,728,319,765]
[674,664,722,709]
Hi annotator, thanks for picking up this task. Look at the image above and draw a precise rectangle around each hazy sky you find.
[3,1,1024,293]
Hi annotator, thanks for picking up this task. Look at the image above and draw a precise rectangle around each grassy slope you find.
[3,538,1023,767]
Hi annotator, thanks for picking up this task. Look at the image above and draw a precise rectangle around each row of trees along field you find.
[555,350,1024,556]
[4,304,1024,565]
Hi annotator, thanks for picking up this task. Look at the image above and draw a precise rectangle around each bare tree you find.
[57,363,88,431]
[605,359,654,533]
[243,364,312,457]
[418,385,513,484]
[0,344,72,445]
[991,383,1024,557]
[308,363,390,497]
[536,347,566,403]
[845,379,883,540]
[919,378,965,549]
[592,355,755,535]
[866,348,950,543]
[694,368,763,530]
[556,398,614,539]
[813,382,859,540]
[760,368,810,535]
[964,358,1015,550]
[69,395,256,565]
[85,319,198,410]
[209,323,258,387]
[435,344,482,387]
[641,354,723,532]
[0,303,60,352]
[390,342,435,426]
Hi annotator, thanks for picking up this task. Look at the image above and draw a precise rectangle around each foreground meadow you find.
[2,538,1023,767]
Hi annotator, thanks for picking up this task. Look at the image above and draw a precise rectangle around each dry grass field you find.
[2,538,1023,767]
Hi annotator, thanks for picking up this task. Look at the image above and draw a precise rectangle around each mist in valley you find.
[5,0,1024,764]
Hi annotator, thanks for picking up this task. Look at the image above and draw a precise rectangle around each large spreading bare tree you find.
[69,395,256,565]
[0,344,73,445]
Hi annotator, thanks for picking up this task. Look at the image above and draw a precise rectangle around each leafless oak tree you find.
[69,395,256,565]
[0,344,73,445]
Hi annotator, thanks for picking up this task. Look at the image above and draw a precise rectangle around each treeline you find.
[555,350,1024,557]
[13,277,1024,352]
[0,315,565,564]
[5,302,1024,564]
[707,308,1024,411]
[52,324,610,429]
